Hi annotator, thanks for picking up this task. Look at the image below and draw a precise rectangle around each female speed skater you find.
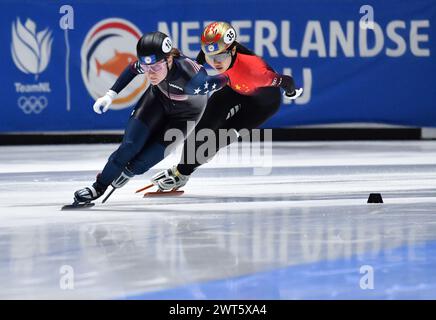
[67,31,208,207]
[149,21,303,192]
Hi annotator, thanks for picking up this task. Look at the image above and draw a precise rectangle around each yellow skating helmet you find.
[201,21,237,56]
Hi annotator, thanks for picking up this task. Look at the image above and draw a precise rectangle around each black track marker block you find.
[367,193,383,204]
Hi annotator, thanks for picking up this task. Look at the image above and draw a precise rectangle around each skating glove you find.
[93,90,117,114]
[283,88,303,100]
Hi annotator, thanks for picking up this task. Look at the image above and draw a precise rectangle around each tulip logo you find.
[11,17,53,115]
[11,18,53,80]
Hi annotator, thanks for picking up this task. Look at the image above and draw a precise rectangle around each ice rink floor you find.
[0,141,436,299]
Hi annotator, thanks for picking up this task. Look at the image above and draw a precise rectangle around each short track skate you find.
[61,201,95,210]
[135,183,184,197]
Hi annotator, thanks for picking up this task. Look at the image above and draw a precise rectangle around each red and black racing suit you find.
[177,42,297,175]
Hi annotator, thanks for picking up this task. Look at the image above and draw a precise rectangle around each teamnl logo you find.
[11,17,52,114]
[81,18,148,110]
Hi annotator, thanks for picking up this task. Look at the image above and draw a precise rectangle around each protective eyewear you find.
[206,51,231,63]
[140,59,167,72]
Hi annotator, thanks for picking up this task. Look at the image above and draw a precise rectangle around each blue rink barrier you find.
[0,0,434,133]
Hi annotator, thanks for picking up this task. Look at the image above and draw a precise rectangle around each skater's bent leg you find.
[74,88,165,202]
[177,88,281,176]
[225,87,281,131]
[128,117,199,176]
[96,88,166,188]
[176,88,243,176]
[97,118,151,188]
[177,127,239,175]
[127,142,166,175]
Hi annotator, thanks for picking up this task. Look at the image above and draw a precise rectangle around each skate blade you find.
[135,183,154,193]
[61,202,95,210]
[143,190,184,197]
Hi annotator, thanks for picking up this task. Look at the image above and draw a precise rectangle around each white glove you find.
[283,88,303,101]
[93,90,117,114]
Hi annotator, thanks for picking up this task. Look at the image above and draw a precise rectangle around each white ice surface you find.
[0,141,435,299]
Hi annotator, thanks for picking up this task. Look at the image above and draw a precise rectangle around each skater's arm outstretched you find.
[251,64,302,99]
[93,61,144,114]
[110,61,144,94]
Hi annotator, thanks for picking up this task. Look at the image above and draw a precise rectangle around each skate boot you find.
[74,182,106,203]
[151,165,190,191]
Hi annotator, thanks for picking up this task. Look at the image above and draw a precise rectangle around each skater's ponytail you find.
[168,47,181,59]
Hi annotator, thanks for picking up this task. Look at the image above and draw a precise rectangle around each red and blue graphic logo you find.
[81,18,148,110]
